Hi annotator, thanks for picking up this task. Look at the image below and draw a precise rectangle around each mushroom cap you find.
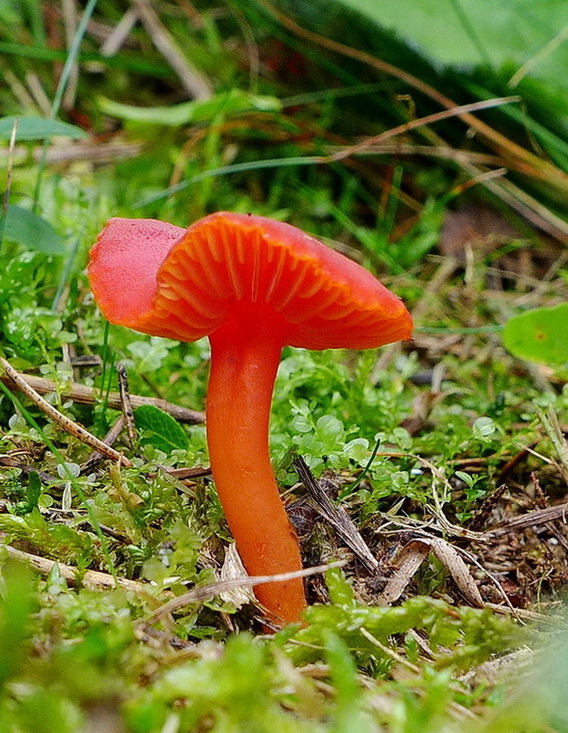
[88,212,412,349]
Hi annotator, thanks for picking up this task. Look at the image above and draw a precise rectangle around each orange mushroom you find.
[88,212,412,625]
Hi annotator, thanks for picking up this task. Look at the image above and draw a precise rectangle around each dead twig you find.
[79,415,126,474]
[139,559,346,627]
[0,454,58,484]
[485,502,568,537]
[159,465,211,480]
[0,369,205,424]
[2,543,148,593]
[0,357,132,467]
[329,97,520,163]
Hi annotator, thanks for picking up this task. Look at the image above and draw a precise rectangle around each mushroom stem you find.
[207,314,306,625]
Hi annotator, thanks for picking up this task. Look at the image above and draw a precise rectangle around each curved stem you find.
[207,316,306,625]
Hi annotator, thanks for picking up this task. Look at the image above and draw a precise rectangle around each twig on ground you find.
[0,369,205,424]
[485,502,568,536]
[2,543,149,593]
[79,415,126,474]
[139,560,347,627]
[0,454,58,484]
[0,357,132,467]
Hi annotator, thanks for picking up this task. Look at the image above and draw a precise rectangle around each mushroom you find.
[88,212,412,625]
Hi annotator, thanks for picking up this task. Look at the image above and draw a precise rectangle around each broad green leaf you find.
[336,0,568,88]
[0,115,87,140]
[1,205,66,255]
[134,405,189,454]
[99,89,281,126]
[503,303,568,365]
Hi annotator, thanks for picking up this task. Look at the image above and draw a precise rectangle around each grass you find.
[0,1,567,731]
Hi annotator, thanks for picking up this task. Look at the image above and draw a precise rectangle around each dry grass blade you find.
[61,0,80,110]
[486,501,568,536]
[99,7,139,56]
[34,141,142,164]
[540,407,568,484]
[360,627,478,721]
[329,97,520,162]
[459,160,568,242]
[2,118,18,223]
[294,455,378,572]
[140,559,346,626]
[378,541,430,605]
[379,536,484,607]
[0,370,205,424]
[351,142,504,166]
[486,602,567,624]
[130,0,212,100]
[0,357,132,467]
[3,544,149,593]
[509,23,568,87]
[259,0,568,193]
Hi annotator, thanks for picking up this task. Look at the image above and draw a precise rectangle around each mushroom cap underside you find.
[88,212,413,350]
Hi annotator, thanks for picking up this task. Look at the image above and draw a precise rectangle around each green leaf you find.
[1,206,66,255]
[0,115,87,140]
[134,405,190,454]
[335,0,568,86]
[99,89,281,126]
[503,303,568,365]
[26,472,42,508]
